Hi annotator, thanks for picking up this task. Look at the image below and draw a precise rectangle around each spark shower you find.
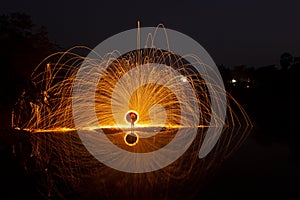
[12,24,252,199]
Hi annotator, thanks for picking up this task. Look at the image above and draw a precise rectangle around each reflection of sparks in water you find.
[13,25,252,199]
[124,131,139,146]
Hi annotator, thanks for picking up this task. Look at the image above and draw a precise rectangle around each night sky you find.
[1,0,299,68]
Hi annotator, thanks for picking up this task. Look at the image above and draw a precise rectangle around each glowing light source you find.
[180,75,188,83]
[125,110,139,125]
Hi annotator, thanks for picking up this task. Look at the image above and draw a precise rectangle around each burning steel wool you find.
[12,25,252,199]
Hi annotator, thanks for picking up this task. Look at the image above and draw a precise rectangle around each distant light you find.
[180,76,188,83]
[231,78,237,83]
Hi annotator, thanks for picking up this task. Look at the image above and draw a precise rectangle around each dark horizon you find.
[1,0,300,68]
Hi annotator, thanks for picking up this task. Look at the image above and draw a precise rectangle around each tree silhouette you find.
[0,12,59,128]
[280,52,293,70]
